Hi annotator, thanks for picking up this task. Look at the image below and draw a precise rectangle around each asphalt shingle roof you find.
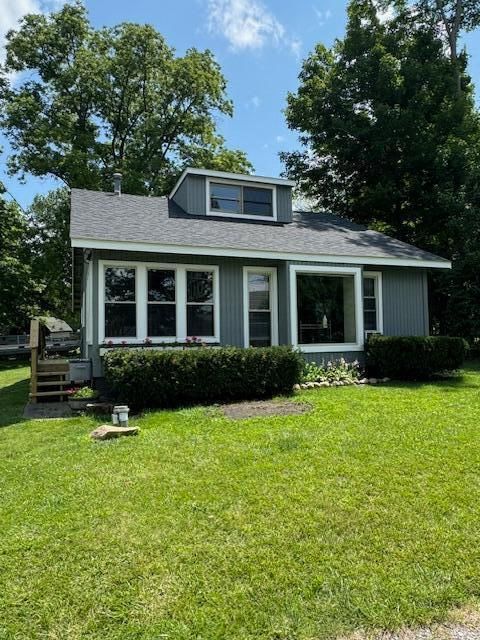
[70,189,449,264]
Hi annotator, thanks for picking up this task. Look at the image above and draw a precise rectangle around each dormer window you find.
[208,179,276,221]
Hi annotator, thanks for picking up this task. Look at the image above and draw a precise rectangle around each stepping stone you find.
[90,425,139,441]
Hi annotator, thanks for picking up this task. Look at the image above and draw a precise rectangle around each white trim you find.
[206,177,278,222]
[98,260,220,344]
[242,266,279,348]
[363,271,383,335]
[169,167,295,198]
[72,238,451,270]
[289,264,364,354]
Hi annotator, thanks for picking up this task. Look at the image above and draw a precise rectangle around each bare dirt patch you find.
[340,605,480,640]
[221,399,312,420]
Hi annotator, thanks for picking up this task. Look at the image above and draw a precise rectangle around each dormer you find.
[169,168,296,223]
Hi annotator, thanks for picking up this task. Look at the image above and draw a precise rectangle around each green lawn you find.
[1,363,480,640]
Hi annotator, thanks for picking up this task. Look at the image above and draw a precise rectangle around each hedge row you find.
[366,335,467,380]
[104,346,304,409]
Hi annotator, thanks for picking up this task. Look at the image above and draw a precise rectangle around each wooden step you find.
[37,370,69,377]
[29,390,70,398]
[38,360,69,372]
[37,380,70,387]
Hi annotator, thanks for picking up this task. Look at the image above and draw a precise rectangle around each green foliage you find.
[0,3,251,194]
[301,358,360,383]
[69,386,98,399]
[0,196,42,332]
[282,0,480,336]
[366,335,467,379]
[104,346,304,409]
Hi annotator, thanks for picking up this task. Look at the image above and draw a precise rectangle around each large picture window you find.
[147,269,176,337]
[187,271,215,336]
[296,273,357,345]
[209,181,274,218]
[104,267,136,337]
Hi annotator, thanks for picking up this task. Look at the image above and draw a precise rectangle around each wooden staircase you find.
[29,319,71,403]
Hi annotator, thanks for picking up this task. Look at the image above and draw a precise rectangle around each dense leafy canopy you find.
[0,2,251,195]
[283,0,480,337]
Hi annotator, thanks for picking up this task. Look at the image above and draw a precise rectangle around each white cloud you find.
[375,2,395,24]
[246,95,261,109]
[313,7,332,26]
[207,0,301,55]
[0,0,64,64]
[275,134,285,143]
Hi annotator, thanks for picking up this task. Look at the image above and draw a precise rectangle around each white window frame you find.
[98,260,220,344]
[289,264,364,353]
[146,266,178,340]
[242,266,279,348]
[206,177,277,222]
[363,271,383,335]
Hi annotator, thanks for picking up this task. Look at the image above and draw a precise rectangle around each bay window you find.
[100,262,218,343]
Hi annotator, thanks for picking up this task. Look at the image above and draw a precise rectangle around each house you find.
[70,168,451,379]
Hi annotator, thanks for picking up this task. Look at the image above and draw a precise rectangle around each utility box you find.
[69,358,92,383]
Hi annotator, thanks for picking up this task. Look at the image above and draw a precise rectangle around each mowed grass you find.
[1,363,480,640]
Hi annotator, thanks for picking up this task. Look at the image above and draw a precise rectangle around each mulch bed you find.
[221,399,312,420]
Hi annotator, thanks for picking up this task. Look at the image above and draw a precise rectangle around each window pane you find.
[364,310,377,331]
[211,198,241,213]
[187,305,214,336]
[243,187,272,204]
[243,187,273,216]
[249,311,271,347]
[148,304,176,337]
[105,267,135,302]
[243,201,273,216]
[364,297,376,311]
[364,277,375,297]
[148,270,175,302]
[210,183,241,200]
[105,303,136,337]
[187,271,214,303]
[248,273,270,310]
[297,274,356,344]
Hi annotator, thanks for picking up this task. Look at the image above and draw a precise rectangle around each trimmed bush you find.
[104,346,304,409]
[366,335,467,380]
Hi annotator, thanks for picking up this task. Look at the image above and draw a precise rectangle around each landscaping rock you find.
[293,384,301,391]
[90,425,139,441]
[382,377,391,383]
[359,378,369,384]
[369,378,378,384]
[319,381,330,387]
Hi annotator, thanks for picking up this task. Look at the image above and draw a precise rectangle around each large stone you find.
[90,425,139,441]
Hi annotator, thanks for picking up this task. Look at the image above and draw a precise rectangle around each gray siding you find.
[171,174,206,215]
[86,251,430,376]
[381,268,429,336]
[277,186,293,223]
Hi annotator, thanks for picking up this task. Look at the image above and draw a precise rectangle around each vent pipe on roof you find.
[113,172,122,196]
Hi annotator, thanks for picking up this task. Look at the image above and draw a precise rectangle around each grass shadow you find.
[0,377,30,428]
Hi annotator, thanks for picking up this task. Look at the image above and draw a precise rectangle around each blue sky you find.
[1,0,479,208]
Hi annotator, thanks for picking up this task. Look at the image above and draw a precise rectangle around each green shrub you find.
[301,358,360,384]
[104,346,304,409]
[366,336,467,380]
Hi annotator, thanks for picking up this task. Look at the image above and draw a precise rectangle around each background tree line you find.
[1,0,479,343]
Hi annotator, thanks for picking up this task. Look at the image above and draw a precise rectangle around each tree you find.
[0,2,251,194]
[28,189,74,325]
[0,194,41,333]
[418,0,480,92]
[282,0,480,333]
